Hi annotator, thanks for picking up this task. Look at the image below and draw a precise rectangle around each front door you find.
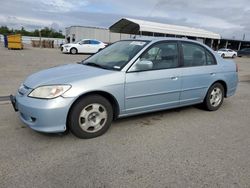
[78,40,91,53]
[125,41,182,115]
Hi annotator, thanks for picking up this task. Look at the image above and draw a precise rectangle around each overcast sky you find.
[0,0,249,40]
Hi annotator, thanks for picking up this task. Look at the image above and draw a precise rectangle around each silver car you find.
[11,38,238,139]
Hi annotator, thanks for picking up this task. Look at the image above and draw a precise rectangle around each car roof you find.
[121,37,212,49]
[218,48,233,50]
[131,36,194,42]
[81,39,101,41]
[122,36,196,43]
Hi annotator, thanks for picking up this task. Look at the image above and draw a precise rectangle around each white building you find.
[65,17,221,48]
[65,26,132,44]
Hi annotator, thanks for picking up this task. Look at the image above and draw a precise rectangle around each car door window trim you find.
[127,40,181,73]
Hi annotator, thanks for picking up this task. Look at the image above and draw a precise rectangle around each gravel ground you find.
[0,45,250,188]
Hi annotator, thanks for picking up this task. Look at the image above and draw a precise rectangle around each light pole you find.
[39,29,42,48]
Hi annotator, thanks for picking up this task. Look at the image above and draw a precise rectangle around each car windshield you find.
[241,48,250,51]
[82,40,149,70]
[73,40,81,44]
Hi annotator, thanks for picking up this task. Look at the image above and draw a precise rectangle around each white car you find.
[61,39,107,54]
[216,48,237,58]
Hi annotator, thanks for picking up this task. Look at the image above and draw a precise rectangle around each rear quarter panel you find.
[214,55,238,97]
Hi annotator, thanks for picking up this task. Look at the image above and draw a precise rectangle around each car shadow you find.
[113,105,203,126]
[33,105,205,139]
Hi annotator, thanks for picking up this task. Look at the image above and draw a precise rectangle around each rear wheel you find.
[68,95,113,139]
[203,83,224,111]
[70,48,78,54]
[232,54,236,58]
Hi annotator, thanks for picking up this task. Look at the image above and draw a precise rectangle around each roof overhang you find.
[110,18,221,39]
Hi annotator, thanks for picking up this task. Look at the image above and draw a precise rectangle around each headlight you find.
[28,85,71,99]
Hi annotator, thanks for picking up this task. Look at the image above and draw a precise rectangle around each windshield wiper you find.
[84,62,109,70]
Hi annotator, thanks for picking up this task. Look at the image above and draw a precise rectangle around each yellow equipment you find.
[7,34,23,49]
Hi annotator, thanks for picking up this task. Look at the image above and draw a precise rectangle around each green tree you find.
[0,26,65,38]
[0,26,11,35]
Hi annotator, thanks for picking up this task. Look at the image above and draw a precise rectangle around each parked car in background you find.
[11,38,238,139]
[237,48,250,57]
[216,48,237,58]
[61,39,107,54]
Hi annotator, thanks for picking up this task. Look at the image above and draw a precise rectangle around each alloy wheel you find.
[78,103,108,133]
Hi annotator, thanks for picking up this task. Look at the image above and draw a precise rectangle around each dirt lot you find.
[0,45,250,188]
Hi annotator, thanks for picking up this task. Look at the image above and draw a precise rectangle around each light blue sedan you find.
[11,38,238,139]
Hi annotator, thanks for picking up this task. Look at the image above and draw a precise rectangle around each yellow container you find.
[7,34,23,49]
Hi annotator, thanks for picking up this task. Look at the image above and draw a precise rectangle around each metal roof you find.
[109,18,221,39]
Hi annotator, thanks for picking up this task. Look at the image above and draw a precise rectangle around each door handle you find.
[171,76,178,80]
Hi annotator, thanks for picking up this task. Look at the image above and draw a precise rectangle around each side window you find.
[80,40,90,44]
[206,50,216,65]
[182,43,206,67]
[90,40,100,45]
[140,42,179,70]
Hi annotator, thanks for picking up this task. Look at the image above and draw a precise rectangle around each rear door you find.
[89,40,101,53]
[180,42,218,105]
[125,41,182,114]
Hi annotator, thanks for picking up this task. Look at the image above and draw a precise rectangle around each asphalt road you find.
[0,46,250,188]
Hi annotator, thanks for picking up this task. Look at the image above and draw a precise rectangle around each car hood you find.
[24,63,114,89]
[62,43,77,47]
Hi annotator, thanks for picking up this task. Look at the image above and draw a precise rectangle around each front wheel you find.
[68,95,113,139]
[203,83,224,111]
[70,48,78,54]
[221,54,225,58]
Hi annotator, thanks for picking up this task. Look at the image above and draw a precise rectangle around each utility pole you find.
[39,29,41,48]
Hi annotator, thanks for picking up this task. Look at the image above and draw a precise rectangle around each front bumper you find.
[61,46,70,53]
[10,95,18,111]
[13,94,75,133]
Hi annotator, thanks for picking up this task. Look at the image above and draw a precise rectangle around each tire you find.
[68,95,113,139]
[221,54,225,58]
[232,54,236,58]
[70,48,78,54]
[203,83,224,111]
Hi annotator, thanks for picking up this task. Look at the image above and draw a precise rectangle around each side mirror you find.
[130,59,153,72]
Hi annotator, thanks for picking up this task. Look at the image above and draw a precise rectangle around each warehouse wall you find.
[65,26,132,43]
